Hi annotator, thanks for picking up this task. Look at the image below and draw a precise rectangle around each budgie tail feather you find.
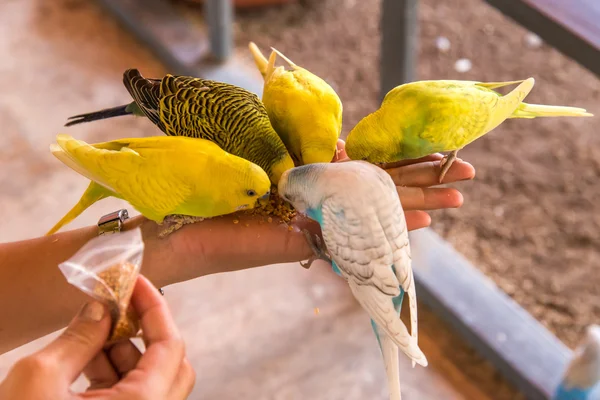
[248,42,269,78]
[265,49,278,85]
[379,329,402,400]
[406,270,419,368]
[475,80,530,90]
[374,294,405,400]
[349,280,428,367]
[270,47,299,69]
[511,103,593,119]
[481,78,535,133]
[46,134,118,235]
[45,181,109,235]
[65,104,137,127]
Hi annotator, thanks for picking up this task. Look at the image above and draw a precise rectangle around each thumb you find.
[38,301,111,383]
[332,139,348,162]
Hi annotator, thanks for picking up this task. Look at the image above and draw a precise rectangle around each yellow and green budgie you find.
[46,134,271,236]
[65,69,294,184]
[345,78,593,182]
[249,42,343,165]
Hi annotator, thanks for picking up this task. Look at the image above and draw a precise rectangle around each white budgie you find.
[277,161,428,400]
[554,325,600,400]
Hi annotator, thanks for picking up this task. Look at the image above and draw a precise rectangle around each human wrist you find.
[121,215,176,288]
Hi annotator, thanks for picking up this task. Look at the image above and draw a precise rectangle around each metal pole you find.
[205,0,233,62]
[380,0,419,101]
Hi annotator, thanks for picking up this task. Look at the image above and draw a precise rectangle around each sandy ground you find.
[227,0,600,348]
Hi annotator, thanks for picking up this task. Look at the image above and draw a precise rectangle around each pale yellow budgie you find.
[345,78,593,182]
[249,42,343,165]
[46,134,271,236]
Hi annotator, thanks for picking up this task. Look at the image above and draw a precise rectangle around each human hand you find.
[331,139,475,230]
[138,140,475,286]
[0,276,194,399]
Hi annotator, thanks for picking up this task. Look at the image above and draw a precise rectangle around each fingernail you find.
[79,301,105,322]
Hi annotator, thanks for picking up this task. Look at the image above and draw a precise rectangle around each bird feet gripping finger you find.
[158,215,205,238]
[300,229,332,269]
[438,150,459,183]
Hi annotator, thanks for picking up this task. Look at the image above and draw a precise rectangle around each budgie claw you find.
[158,215,205,238]
[438,150,459,183]
[300,229,331,269]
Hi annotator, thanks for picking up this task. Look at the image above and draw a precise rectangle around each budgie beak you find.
[257,190,271,207]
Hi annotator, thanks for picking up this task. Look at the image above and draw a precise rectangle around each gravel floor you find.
[228,0,600,349]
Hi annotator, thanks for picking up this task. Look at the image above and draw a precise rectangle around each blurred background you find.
[0,0,598,398]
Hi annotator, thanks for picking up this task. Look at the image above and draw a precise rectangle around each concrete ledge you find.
[410,228,571,400]
[483,0,600,78]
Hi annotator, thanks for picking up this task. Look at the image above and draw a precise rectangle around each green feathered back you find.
[122,69,294,183]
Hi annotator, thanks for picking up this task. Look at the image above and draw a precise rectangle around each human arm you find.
[0,275,195,399]
[0,150,474,354]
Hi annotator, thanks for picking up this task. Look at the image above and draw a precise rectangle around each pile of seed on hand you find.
[242,186,297,225]
[94,262,141,344]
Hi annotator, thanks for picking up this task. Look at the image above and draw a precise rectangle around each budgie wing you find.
[157,81,266,145]
[320,196,399,295]
[62,136,193,219]
[419,87,496,148]
[320,196,427,366]
[159,74,213,96]
[157,85,231,140]
[387,80,530,154]
[376,169,418,341]
[122,69,164,129]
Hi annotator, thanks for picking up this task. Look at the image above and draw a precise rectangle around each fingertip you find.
[405,210,431,231]
[446,189,464,208]
[463,161,476,179]
[333,139,348,162]
[132,275,164,310]
[454,190,464,207]
[130,275,179,344]
[423,212,432,227]
[455,160,476,181]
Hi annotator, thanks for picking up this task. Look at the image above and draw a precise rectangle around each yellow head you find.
[214,151,272,213]
[168,138,274,217]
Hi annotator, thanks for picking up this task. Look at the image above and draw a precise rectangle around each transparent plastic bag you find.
[58,227,145,345]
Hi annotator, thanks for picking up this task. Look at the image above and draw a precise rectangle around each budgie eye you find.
[247,189,257,197]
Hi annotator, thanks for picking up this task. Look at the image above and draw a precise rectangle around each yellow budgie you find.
[249,42,343,165]
[46,134,271,236]
[345,78,593,182]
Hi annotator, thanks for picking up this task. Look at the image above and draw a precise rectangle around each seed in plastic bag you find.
[94,262,140,343]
